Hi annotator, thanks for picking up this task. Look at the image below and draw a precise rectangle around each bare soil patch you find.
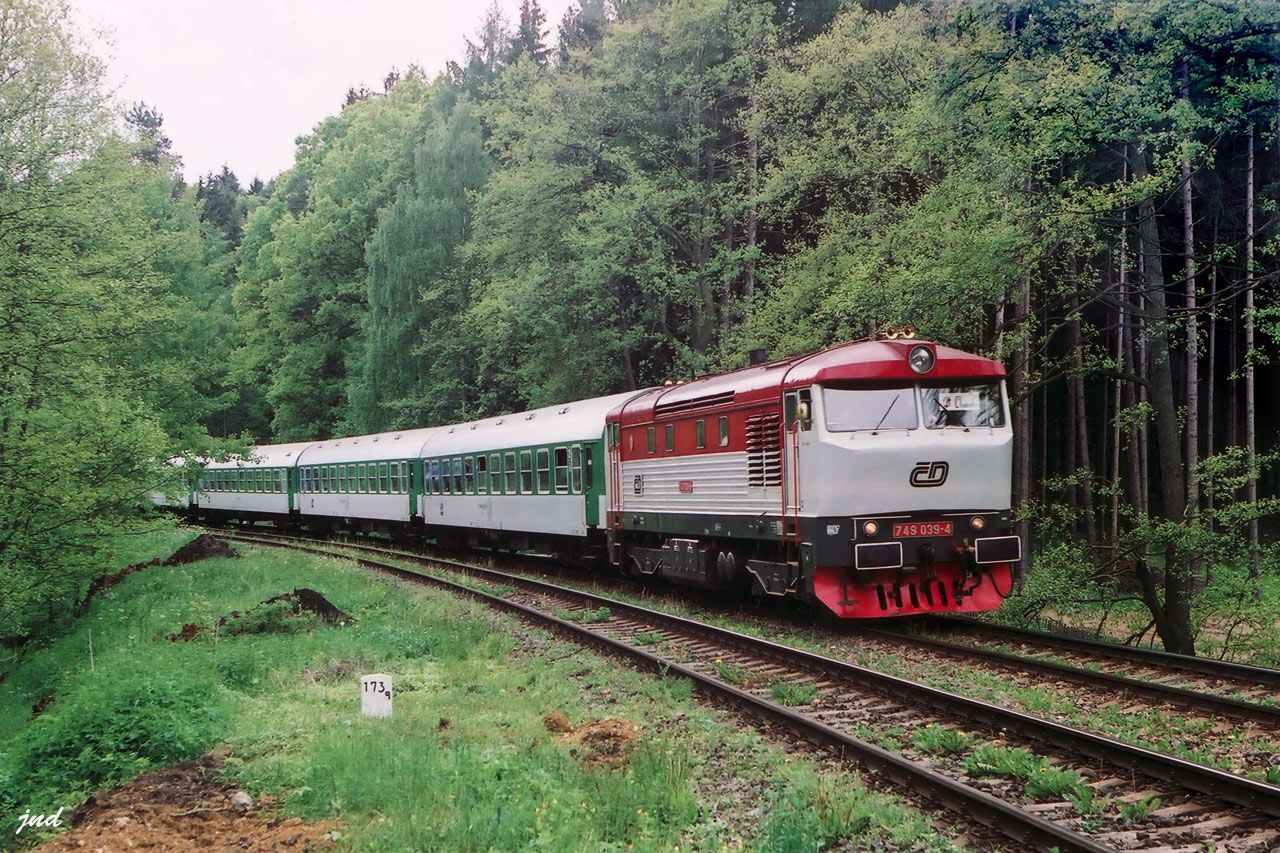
[543,711,639,767]
[34,756,337,852]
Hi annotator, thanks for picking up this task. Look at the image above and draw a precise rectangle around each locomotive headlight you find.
[908,345,935,374]
[863,520,879,537]
[970,515,985,531]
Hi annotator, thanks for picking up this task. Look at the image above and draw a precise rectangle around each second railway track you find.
[217,527,1280,852]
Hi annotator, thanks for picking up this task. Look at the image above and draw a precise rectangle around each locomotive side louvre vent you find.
[746,413,782,487]
[654,390,735,417]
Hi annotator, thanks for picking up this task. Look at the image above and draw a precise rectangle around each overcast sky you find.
[71,0,578,184]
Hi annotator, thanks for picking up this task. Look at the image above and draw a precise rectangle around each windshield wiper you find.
[873,394,900,431]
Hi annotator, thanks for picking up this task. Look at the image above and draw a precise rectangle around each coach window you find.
[349,464,358,490]
[440,459,452,494]
[339,465,348,493]
[664,423,675,452]
[403,462,412,492]
[646,427,655,454]
[376,462,387,493]
[474,455,487,494]
[718,416,729,447]
[696,420,706,449]
[488,453,501,493]
[464,457,475,494]
[537,448,551,493]
[318,468,326,493]
[554,447,569,494]
[451,457,463,493]
[389,463,400,493]
[520,450,533,493]
[505,452,518,493]
[570,446,583,494]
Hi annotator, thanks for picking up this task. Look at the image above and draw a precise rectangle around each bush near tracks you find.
[0,530,958,851]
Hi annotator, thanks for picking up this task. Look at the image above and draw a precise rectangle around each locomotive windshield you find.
[823,387,919,431]
[921,383,1004,429]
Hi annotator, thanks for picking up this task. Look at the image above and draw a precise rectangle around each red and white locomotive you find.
[605,337,1020,617]
[170,337,1020,619]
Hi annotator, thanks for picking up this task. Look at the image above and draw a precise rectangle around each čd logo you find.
[910,461,949,487]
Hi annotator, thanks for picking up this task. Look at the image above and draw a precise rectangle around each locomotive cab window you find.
[554,447,569,494]
[921,383,1005,429]
[823,386,918,432]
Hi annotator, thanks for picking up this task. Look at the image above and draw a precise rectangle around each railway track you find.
[218,528,1280,852]
[916,617,1280,707]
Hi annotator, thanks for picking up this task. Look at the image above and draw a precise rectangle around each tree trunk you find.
[1181,59,1200,523]
[1011,274,1033,551]
[1132,146,1194,655]
[1245,122,1260,596]
[1067,266,1097,546]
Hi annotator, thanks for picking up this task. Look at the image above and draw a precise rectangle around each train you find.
[159,337,1022,618]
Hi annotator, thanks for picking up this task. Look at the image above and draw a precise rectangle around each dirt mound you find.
[84,536,238,608]
[34,755,337,852]
[543,710,573,733]
[544,711,638,767]
[162,534,239,566]
[170,589,352,641]
[260,588,351,624]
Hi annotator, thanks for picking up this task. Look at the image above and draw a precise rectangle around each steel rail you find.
[855,626,1280,726]
[225,529,1280,824]
[930,616,1280,688]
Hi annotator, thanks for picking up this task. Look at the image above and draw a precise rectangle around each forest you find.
[2,0,1278,658]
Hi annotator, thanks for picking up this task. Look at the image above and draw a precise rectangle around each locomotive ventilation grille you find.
[746,413,783,487]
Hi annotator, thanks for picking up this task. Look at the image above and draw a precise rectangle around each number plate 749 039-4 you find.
[892,521,953,538]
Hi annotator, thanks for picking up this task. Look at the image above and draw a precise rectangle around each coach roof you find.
[294,428,443,467]
[423,391,645,457]
[203,441,317,470]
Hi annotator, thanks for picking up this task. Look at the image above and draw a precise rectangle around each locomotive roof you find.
[422,390,644,456]
[293,427,443,466]
[612,339,1005,425]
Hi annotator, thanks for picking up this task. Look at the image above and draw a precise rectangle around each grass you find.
[911,724,975,756]
[1118,794,1162,822]
[768,680,818,706]
[631,631,665,646]
[962,744,1043,779]
[0,527,960,851]
[713,660,748,684]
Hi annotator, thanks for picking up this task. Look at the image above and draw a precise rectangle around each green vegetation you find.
[911,724,975,756]
[632,631,666,646]
[1118,794,1163,823]
[768,680,818,707]
[962,745,1043,780]
[1023,766,1089,802]
[713,660,748,684]
[0,533,958,850]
